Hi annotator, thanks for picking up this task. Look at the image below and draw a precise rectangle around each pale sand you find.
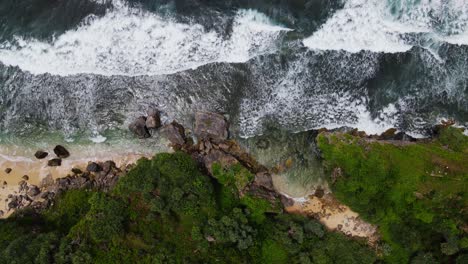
[286,194,379,245]
[0,146,155,218]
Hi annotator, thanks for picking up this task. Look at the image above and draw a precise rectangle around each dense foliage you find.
[317,127,468,263]
[0,152,375,263]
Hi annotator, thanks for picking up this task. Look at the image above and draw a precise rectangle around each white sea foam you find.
[304,0,468,53]
[0,3,289,76]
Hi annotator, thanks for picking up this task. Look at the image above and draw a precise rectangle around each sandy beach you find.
[0,144,155,218]
[286,194,379,245]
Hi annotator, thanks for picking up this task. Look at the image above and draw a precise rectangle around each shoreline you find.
[0,149,152,218]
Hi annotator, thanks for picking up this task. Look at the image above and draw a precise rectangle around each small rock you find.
[47,158,62,167]
[22,175,29,181]
[314,187,325,198]
[3,181,7,186]
[53,145,70,159]
[27,185,41,197]
[194,112,228,140]
[146,108,162,129]
[129,116,151,139]
[34,150,49,159]
[40,191,50,199]
[71,168,83,175]
[86,162,102,172]
[0,210,4,217]
[4,168,12,174]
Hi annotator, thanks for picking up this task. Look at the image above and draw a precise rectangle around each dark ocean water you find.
[0,0,467,194]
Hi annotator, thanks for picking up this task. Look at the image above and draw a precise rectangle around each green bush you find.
[317,128,468,262]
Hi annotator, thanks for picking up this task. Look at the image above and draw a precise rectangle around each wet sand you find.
[286,194,379,245]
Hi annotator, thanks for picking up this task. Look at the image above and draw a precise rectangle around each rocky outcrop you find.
[129,108,162,138]
[129,116,151,139]
[6,160,129,213]
[54,145,70,159]
[194,112,228,140]
[161,121,187,146]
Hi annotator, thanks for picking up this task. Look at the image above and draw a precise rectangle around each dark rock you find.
[53,145,70,158]
[71,168,83,174]
[8,199,18,210]
[129,116,151,139]
[40,191,50,199]
[4,168,12,174]
[22,175,29,181]
[194,112,228,140]
[0,210,4,217]
[146,108,162,129]
[314,187,325,198]
[34,150,49,159]
[48,158,62,167]
[86,162,102,172]
[27,185,41,197]
[161,121,187,146]
[3,181,7,186]
[394,132,416,141]
[102,160,116,174]
[280,195,294,207]
[378,128,398,140]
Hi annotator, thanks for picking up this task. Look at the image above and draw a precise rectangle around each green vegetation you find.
[317,127,468,263]
[0,152,376,263]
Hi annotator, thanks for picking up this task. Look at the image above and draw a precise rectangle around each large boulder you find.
[129,116,151,139]
[146,108,162,129]
[34,150,48,159]
[194,112,228,140]
[161,121,187,146]
[54,145,70,159]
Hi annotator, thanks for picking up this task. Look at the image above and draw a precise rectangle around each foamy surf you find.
[303,0,468,53]
[0,4,289,76]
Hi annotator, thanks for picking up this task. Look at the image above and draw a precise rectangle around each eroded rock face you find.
[129,116,151,139]
[54,145,70,159]
[194,112,228,140]
[34,150,48,159]
[161,121,187,146]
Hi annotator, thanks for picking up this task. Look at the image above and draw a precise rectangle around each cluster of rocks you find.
[128,108,162,139]
[156,111,294,208]
[32,145,71,167]
[4,160,132,214]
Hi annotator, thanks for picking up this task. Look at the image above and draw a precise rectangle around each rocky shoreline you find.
[1,109,457,245]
